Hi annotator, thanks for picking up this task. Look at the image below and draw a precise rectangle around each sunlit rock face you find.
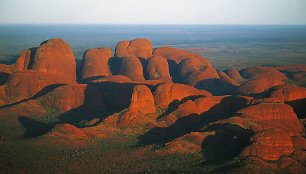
[115,38,153,59]
[81,48,112,81]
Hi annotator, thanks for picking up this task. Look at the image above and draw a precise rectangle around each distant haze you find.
[0,0,306,25]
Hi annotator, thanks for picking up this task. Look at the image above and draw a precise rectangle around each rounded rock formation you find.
[0,70,76,105]
[37,84,106,113]
[81,48,112,81]
[153,83,210,109]
[237,103,303,136]
[241,128,294,161]
[117,56,145,81]
[30,38,76,81]
[115,38,153,59]
[145,55,172,82]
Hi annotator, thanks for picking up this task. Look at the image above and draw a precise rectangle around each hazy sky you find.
[1,0,306,24]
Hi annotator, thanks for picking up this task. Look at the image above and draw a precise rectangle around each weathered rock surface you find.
[81,48,112,81]
[145,55,172,82]
[153,83,210,109]
[37,84,106,112]
[115,38,152,59]
[0,70,75,105]
[30,38,76,81]
[238,66,287,96]
[241,128,294,161]
[117,56,145,81]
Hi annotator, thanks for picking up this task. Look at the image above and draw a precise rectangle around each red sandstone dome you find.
[238,66,288,96]
[226,68,241,80]
[153,83,210,109]
[37,84,106,113]
[115,38,153,59]
[176,58,219,86]
[241,128,294,161]
[117,56,145,81]
[145,55,172,82]
[218,72,240,87]
[30,38,77,81]
[0,70,75,105]
[237,103,303,136]
[81,48,112,81]
[153,47,210,64]
[1,37,306,171]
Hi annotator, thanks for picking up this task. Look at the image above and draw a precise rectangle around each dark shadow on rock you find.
[76,59,83,82]
[286,98,306,119]
[80,75,107,83]
[195,78,237,96]
[0,84,65,109]
[157,95,205,119]
[56,84,111,128]
[138,96,249,146]
[0,72,10,85]
[18,116,53,138]
[26,47,37,69]
[167,59,179,83]
[139,57,148,80]
[201,123,254,162]
[108,57,122,75]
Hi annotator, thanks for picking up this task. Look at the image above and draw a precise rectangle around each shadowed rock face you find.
[115,38,153,59]
[37,84,106,113]
[252,84,306,118]
[226,68,241,80]
[0,70,76,105]
[81,48,112,81]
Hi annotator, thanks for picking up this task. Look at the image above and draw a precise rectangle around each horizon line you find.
[1,23,306,26]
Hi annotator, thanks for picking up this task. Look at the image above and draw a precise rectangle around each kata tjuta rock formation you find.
[0,38,305,172]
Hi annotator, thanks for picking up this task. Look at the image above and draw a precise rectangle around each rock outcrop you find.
[117,56,145,81]
[81,48,112,81]
[153,83,210,109]
[238,66,287,96]
[115,38,153,59]
[145,55,172,82]
[30,38,76,81]
[241,128,294,161]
